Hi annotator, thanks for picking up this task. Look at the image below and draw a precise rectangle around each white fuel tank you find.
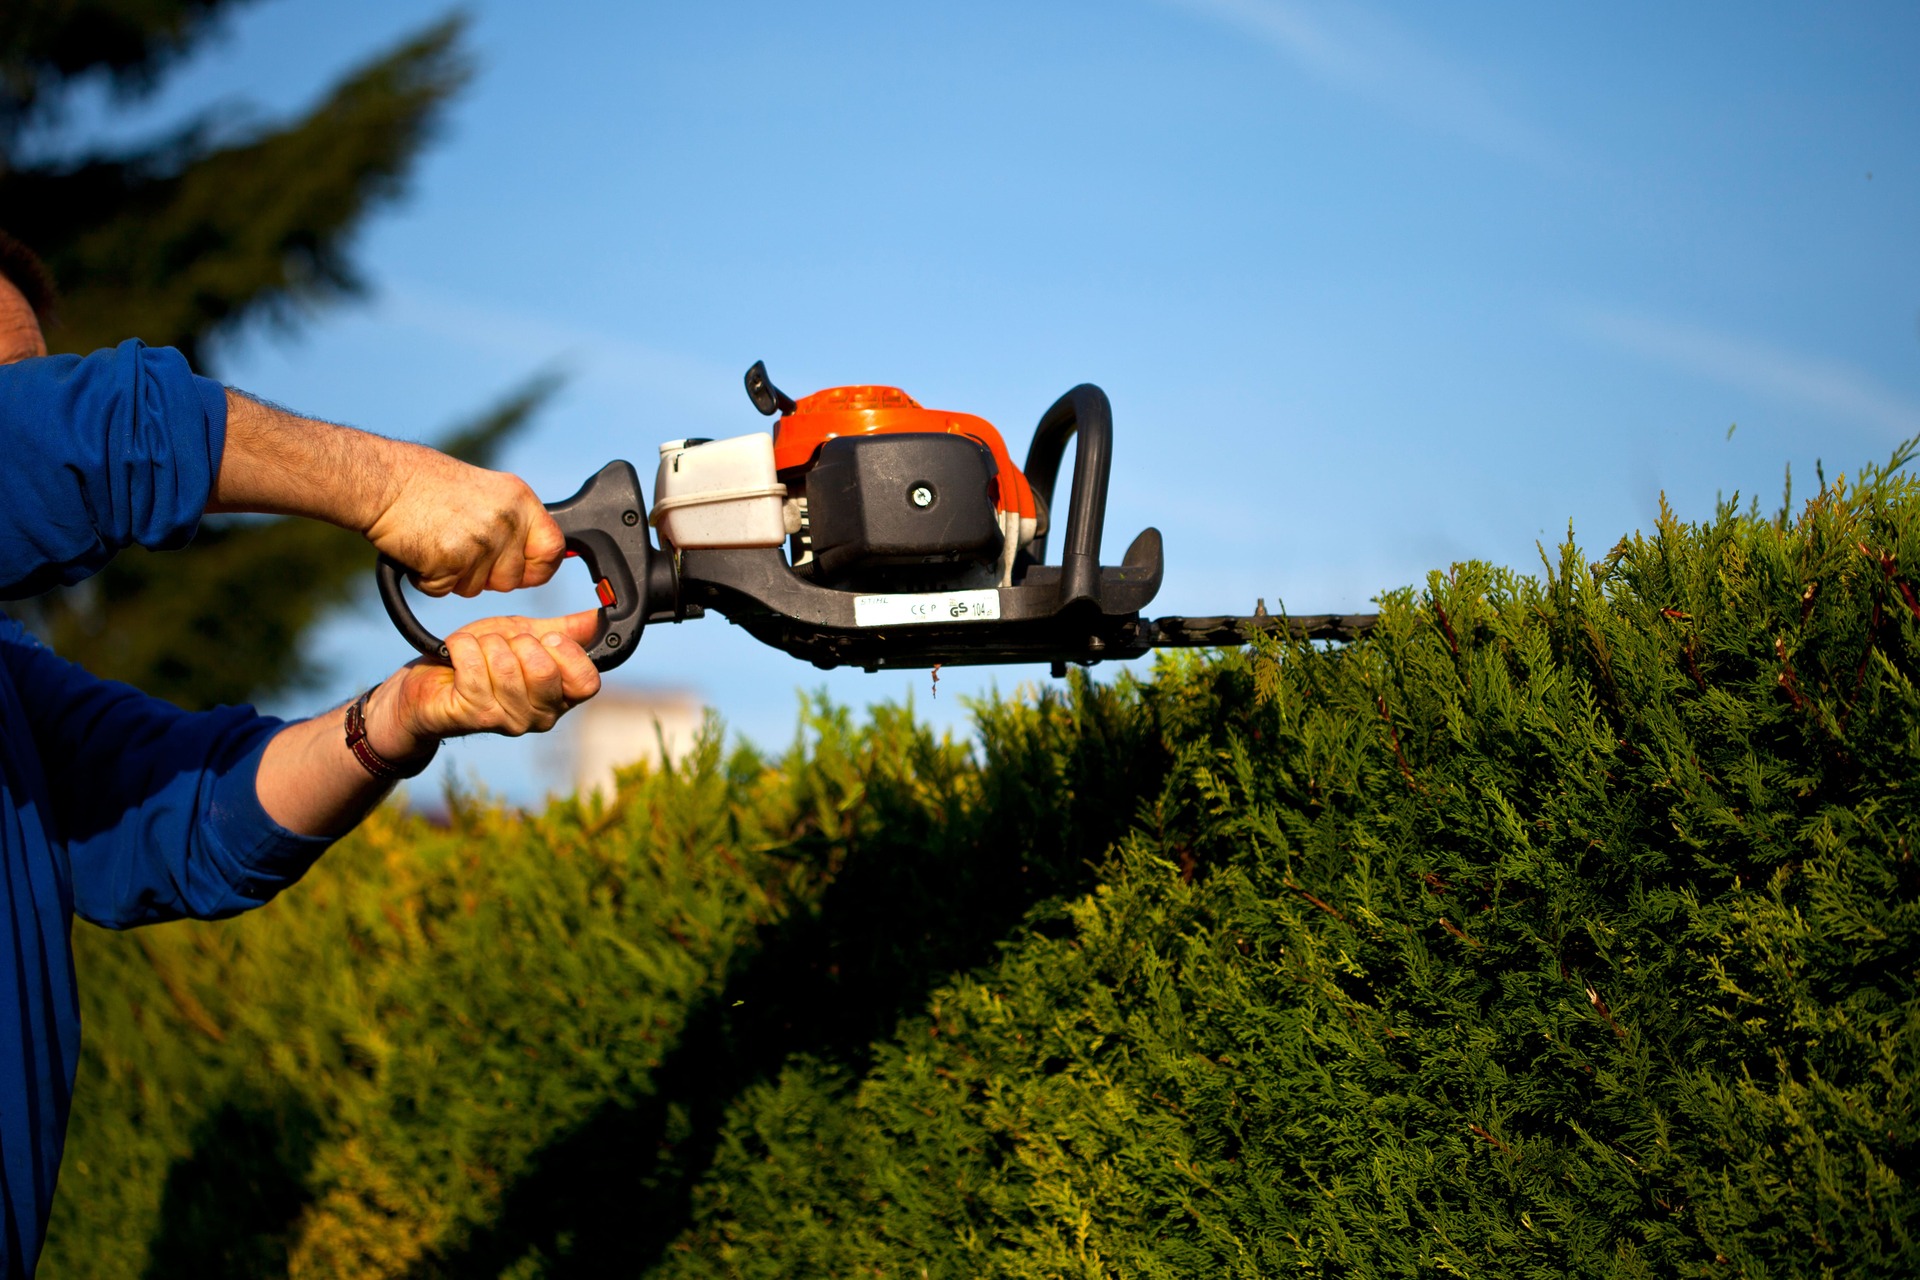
[651,433,789,549]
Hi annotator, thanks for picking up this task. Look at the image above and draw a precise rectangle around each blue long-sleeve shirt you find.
[0,341,334,1274]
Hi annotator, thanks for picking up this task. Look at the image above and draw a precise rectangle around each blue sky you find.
[42,1,1920,801]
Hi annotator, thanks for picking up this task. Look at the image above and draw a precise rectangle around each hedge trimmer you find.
[377,363,1377,673]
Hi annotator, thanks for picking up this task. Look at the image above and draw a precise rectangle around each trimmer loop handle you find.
[376,460,657,673]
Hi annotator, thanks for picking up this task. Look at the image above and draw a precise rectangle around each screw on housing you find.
[910,485,934,508]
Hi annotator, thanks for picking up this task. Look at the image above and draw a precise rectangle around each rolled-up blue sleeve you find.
[0,340,226,599]
[0,619,333,927]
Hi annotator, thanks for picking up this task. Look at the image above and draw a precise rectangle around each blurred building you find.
[568,687,705,799]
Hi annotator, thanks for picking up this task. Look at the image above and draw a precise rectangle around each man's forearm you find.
[207,389,402,531]
[257,678,433,837]
[210,386,564,598]
[257,610,600,837]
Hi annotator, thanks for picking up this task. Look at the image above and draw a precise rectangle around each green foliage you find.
[45,446,1920,1278]
[46,677,1163,1277]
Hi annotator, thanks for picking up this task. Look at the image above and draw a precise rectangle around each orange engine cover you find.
[772,385,1035,523]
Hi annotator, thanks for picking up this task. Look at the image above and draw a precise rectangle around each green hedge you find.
[46,447,1920,1278]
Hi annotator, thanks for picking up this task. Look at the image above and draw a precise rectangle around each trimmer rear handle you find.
[376,460,666,673]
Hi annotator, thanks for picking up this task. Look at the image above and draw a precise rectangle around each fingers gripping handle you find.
[375,460,656,673]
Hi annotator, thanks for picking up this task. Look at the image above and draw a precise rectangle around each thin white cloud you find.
[1568,305,1920,440]
[1160,0,1561,167]
[378,282,743,423]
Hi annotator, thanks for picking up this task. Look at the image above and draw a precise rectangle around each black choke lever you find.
[744,360,796,417]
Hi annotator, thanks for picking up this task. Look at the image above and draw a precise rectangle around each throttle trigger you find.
[595,578,616,608]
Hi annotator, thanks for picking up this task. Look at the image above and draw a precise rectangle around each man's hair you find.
[0,229,56,323]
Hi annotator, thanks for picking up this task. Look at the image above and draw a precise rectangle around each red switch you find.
[595,577,616,607]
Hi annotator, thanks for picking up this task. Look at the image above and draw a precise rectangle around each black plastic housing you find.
[805,433,1003,585]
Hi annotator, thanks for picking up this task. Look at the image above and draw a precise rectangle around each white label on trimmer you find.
[853,589,1002,627]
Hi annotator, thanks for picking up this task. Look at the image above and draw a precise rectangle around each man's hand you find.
[369,610,602,760]
[254,610,603,837]
[211,389,566,597]
[363,442,567,598]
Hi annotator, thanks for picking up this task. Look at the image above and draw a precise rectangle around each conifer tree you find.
[43,441,1920,1277]
[1,2,556,707]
